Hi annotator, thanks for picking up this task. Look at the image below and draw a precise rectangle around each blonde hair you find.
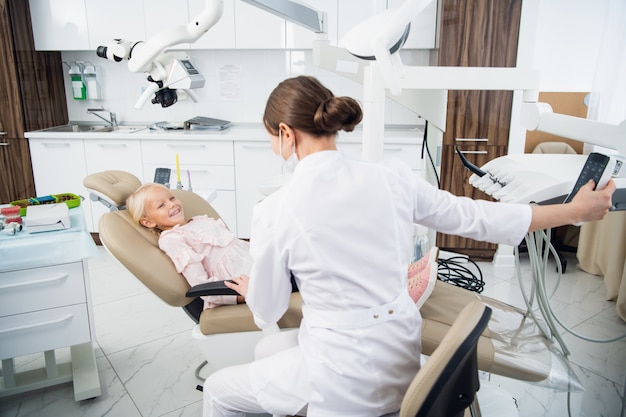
[126,183,169,231]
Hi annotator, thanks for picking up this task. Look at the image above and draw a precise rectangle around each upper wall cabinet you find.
[29,0,437,51]
[337,0,438,51]
[387,0,438,49]
[145,0,191,49]
[234,0,285,49]
[29,0,90,50]
[85,0,146,50]
[286,0,337,49]
[189,0,236,49]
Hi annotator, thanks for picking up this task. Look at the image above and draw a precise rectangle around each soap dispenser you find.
[69,64,86,100]
[83,63,101,100]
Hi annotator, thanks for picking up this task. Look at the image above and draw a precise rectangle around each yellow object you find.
[176,153,181,182]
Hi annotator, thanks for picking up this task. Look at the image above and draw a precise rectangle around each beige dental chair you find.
[400,300,491,417]
[84,170,563,390]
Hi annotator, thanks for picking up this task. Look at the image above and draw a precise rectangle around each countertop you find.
[25,123,425,144]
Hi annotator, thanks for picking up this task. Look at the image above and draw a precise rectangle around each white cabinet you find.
[0,263,92,358]
[141,140,238,234]
[337,0,373,49]
[84,139,143,232]
[233,0,285,49]
[285,0,338,49]
[337,141,424,178]
[84,0,146,50]
[145,0,191,49]
[0,208,100,401]
[189,0,236,49]
[28,138,94,234]
[387,0,438,49]
[337,0,438,50]
[233,141,283,238]
[29,0,91,50]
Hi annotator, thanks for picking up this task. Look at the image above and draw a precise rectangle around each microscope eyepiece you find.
[96,45,107,59]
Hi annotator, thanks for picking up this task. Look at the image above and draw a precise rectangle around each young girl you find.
[127,182,436,311]
[127,183,250,309]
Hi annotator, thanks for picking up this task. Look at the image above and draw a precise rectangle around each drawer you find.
[143,164,235,190]
[337,143,424,170]
[0,262,86,317]
[0,303,91,360]
[142,141,234,165]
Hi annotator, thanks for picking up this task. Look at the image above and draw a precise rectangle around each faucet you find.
[87,107,117,127]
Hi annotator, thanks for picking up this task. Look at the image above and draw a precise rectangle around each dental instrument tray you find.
[184,116,231,131]
[10,193,81,216]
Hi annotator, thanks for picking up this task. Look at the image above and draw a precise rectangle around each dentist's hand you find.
[225,274,249,298]
[569,179,616,223]
[529,179,616,232]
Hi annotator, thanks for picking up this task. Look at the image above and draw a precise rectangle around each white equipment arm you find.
[96,0,223,108]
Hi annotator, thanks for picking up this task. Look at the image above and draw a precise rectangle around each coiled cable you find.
[437,256,485,293]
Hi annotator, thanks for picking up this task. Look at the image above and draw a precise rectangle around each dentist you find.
[203,75,615,417]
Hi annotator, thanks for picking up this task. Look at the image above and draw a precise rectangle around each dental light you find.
[341,0,433,97]
[96,0,224,109]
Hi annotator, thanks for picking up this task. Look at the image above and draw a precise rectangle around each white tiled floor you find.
[1,246,625,417]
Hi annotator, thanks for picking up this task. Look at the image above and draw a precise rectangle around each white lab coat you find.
[245,151,531,416]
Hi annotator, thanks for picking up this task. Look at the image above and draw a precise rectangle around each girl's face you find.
[140,186,185,231]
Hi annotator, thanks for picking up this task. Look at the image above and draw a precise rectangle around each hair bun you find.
[314,96,363,133]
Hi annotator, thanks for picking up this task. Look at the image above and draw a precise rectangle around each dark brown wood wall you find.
[436,0,522,260]
[0,0,68,203]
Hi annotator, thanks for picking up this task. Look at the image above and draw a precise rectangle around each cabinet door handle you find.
[40,142,71,148]
[166,144,206,150]
[0,131,7,135]
[0,142,8,146]
[0,314,73,335]
[0,273,70,290]
[456,150,488,155]
[455,138,489,142]
[242,145,271,150]
[97,143,127,149]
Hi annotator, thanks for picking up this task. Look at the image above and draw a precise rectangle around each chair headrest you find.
[83,170,142,209]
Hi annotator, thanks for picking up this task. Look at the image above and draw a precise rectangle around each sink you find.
[41,124,148,133]
[105,125,149,133]
[42,124,111,133]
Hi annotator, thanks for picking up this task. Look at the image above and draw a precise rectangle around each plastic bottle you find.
[83,64,101,100]
[69,65,86,100]
[413,224,430,262]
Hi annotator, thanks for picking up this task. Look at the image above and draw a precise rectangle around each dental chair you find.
[85,171,302,380]
[84,170,575,392]
[400,300,491,417]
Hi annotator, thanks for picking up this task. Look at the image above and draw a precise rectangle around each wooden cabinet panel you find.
[438,144,506,260]
[435,0,521,260]
[0,0,68,203]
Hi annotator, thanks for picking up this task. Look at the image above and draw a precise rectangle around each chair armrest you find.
[186,280,239,297]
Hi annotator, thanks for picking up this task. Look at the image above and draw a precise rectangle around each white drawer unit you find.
[143,163,235,191]
[337,142,425,171]
[0,208,100,401]
[0,262,87,317]
[141,140,234,166]
[0,304,91,360]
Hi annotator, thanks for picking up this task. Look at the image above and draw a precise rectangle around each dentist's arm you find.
[528,179,616,231]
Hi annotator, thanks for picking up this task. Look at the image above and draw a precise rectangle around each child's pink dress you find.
[159,215,252,309]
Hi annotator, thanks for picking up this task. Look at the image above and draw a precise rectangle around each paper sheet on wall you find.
[219,65,241,100]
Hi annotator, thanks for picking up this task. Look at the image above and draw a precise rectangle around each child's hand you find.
[225,274,249,298]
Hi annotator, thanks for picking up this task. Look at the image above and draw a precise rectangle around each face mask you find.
[279,129,299,173]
